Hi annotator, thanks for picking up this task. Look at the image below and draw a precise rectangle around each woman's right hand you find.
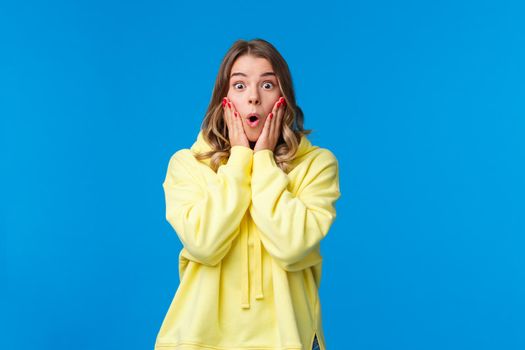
[222,97,250,148]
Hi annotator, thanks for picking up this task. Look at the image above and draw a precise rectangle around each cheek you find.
[267,99,279,111]
[226,92,239,103]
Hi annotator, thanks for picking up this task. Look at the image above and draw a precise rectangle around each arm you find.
[162,145,253,266]
[249,149,341,270]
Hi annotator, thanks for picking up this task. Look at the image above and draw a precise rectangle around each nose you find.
[248,89,260,105]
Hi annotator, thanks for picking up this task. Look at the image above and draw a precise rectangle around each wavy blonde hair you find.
[193,38,313,174]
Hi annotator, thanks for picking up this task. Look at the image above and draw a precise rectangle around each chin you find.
[244,130,260,142]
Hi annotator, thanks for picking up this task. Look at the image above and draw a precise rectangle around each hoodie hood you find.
[189,129,319,309]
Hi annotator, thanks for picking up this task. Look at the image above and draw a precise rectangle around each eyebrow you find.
[230,72,276,78]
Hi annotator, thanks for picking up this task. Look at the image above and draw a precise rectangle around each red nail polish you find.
[269,112,273,119]
[228,102,232,109]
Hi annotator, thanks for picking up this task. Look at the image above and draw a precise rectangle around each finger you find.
[261,110,272,141]
[275,98,285,137]
[229,101,243,140]
[268,98,280,141]
[223,97,233,136]
[236,111,246,135]
[234,111,243,140]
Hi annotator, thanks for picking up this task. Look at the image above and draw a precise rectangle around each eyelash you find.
[232,81,275,90]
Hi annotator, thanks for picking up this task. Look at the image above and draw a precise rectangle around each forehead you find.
[230,55,274,77]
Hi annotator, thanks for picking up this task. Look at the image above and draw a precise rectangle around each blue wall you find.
[2,1,524,349]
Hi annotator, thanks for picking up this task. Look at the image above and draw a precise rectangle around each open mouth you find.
[246,114,260,127]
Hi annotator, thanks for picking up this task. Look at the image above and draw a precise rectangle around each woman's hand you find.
[253,96,286,153]
[222,97,250,148]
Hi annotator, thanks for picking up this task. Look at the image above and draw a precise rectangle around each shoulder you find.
[164,149,196,176]
[165,148,217,182]
[304,147,339,169]
[288,147,339,186]
[317,147,339,163]
[166,148,197,165]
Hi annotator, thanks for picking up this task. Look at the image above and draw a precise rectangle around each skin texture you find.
[222,54,286,153]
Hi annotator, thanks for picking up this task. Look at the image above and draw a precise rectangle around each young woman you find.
[155,38,340,350]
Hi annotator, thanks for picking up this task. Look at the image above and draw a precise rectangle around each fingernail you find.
[228,102,232,109]
[269,112,273,119]
[222,98,227,107]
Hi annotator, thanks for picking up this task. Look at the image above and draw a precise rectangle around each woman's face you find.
[226,55,281,142]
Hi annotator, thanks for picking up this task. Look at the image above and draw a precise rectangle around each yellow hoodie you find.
[155,130,341,350]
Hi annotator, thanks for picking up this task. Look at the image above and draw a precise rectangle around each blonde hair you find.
[193,38,313,174]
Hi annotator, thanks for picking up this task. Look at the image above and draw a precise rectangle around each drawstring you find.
[240,219,249,308]
[241,215,264,309]
[254,233,264,300]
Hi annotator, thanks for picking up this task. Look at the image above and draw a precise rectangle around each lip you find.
[245,113,261,128]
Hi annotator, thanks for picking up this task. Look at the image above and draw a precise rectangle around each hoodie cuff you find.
[252,148,289,192]
[252,149,289,193]
[253,149,277,170]
[227,145,253,176]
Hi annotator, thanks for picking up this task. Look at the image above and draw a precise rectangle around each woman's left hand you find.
[253,96,287,153]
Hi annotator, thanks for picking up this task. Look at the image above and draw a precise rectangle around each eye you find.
[262,81,274,89]
[232,81,276,90]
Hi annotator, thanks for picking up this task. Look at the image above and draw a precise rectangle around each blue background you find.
[2,1,524,349]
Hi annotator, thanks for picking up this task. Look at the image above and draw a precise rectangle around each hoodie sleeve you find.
[249,149,341,270]
[162,145,253,266]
